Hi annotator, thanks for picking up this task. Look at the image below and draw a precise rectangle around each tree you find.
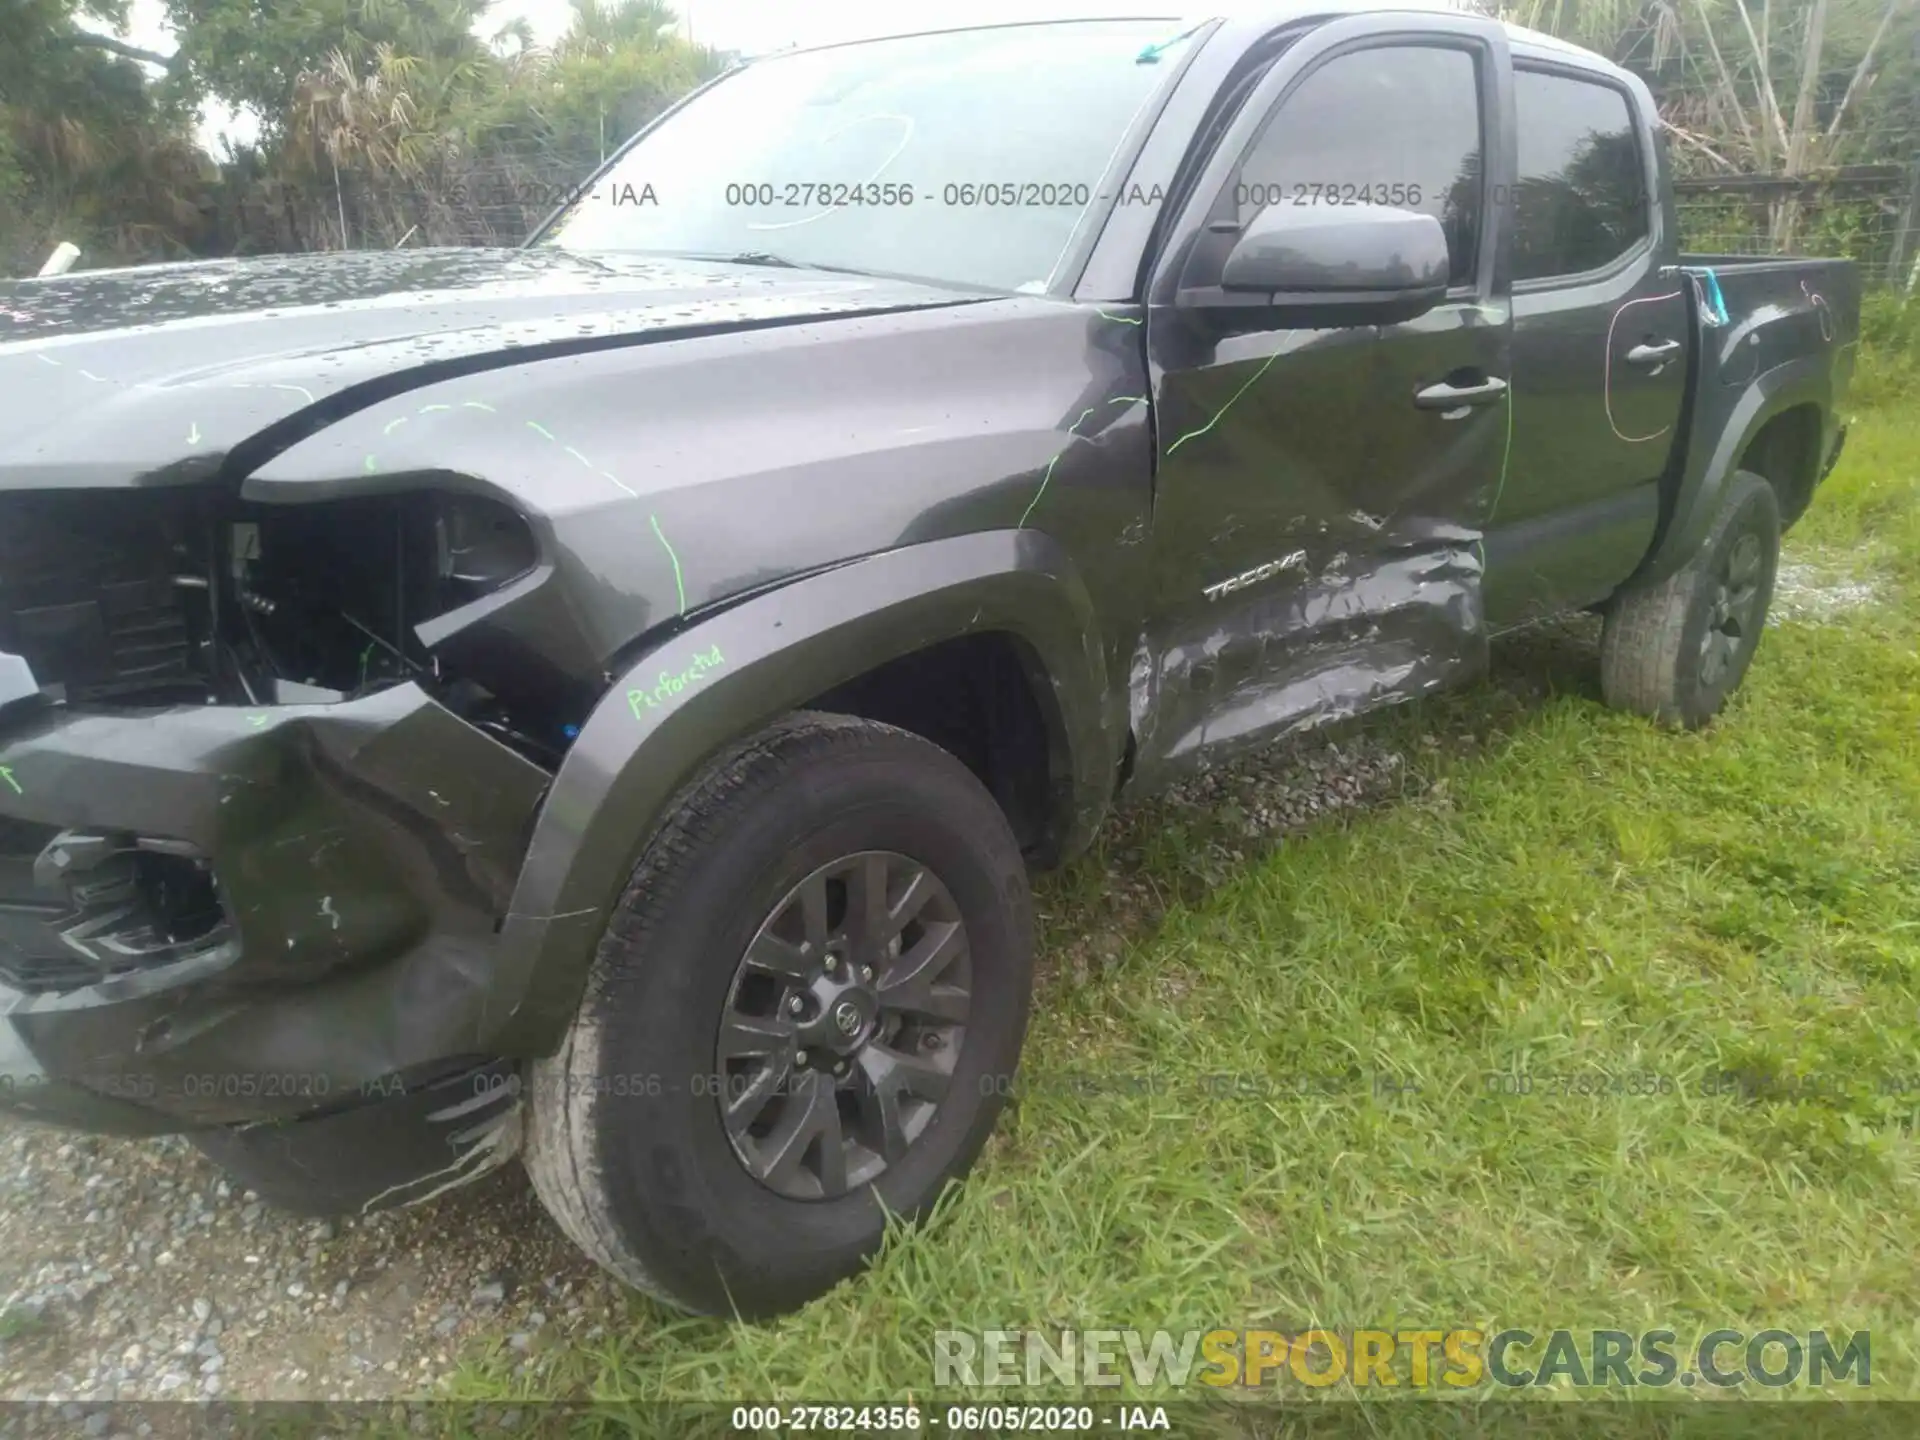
[0,0,752,264]
[556,0,684,56]
[160,0,499,129]
[456,0,723,173]
[1505,0,1917,247]
[217,0,720,252]
[0,0,213,272]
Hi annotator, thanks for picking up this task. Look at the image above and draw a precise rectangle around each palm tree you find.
[556,0,685,58]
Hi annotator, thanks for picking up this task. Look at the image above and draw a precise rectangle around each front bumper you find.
[0,674,550,1135]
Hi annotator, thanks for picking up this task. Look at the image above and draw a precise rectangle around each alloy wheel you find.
[1700,529,1764,688]
[715,851,972,1200]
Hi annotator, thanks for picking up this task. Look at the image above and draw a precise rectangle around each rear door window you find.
[1512,68,1650,281]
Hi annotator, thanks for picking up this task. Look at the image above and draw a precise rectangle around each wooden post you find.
[1887,33,1920,290]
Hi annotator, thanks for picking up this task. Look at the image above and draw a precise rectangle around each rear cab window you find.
[1512,66,1651,282]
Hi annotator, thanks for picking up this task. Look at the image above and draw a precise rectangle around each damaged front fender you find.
[486,528,1123,1054]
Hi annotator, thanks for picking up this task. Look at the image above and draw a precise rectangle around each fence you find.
[213,148,603,257]
[1673,163,1920,290]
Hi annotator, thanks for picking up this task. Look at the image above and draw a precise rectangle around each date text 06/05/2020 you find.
[728,1404,1172,1432]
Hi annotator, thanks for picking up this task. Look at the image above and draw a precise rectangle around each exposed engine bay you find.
[0,486,569,769]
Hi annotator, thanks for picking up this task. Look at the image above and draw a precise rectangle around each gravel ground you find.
[0,1129,622,1403]
[1772,556,1880,621]
[0,628,1580,1403]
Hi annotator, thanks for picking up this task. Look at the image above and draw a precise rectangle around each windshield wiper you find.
[666,249,879,277]
[724,251,805,269]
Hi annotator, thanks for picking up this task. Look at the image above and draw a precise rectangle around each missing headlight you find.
[223,491,538,701]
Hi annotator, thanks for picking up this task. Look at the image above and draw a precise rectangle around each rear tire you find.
[1601,469,1780,729]
[523,712,1033,1317]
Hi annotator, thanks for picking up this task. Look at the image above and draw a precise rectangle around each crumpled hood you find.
[0,246,974,490]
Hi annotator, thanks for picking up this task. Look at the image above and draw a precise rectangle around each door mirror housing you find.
[1211,202,1451,326]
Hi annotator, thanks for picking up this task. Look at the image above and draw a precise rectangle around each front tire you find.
[1601,469,1781,729]
[523,712,1034,1317]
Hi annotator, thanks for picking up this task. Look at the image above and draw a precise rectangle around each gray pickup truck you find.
[0,2,1857,1317]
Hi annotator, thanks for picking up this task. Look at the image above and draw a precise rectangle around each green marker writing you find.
[0,766,20,795]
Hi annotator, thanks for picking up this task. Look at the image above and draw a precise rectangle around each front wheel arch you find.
[489,530,1117,1057]
[522,710,1035,1316]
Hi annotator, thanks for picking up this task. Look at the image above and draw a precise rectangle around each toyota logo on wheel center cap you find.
[832,1001,863,1038]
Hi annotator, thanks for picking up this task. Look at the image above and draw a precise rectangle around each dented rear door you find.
[1132,13,1513,778]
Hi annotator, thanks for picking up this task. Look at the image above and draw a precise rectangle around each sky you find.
[100,0,1190,152]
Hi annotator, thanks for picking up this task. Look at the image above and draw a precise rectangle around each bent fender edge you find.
[488,528,1120,1055]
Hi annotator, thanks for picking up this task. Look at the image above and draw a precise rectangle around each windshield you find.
[539,20,1197,292]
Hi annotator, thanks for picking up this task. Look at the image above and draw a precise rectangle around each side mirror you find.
[1215,202,1450,325]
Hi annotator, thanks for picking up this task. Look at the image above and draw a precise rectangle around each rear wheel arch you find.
[1737,402,1824,528]
[1637,359,1829,588]
[1601,467,1780,729]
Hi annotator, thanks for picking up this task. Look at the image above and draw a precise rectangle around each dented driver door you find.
[1129,13,1514,782]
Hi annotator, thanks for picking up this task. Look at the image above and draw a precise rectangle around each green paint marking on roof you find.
[649,514,687,617]
[1096,310,1144,326]
[363,454,379,473]
[526,421,556,441]
[460,401,495,412]
[1166,347,1285,456]
[564,445,594,468]
[1137,23,1203,63]
[186,422,201,446]
[420,403,453,414]
[0,766,19,795]
[383,416,409,435]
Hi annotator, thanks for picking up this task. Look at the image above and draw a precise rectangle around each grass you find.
[451,378,1920,1424]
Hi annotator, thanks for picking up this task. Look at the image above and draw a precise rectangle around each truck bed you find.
[1635,252,1860,585]
[1677,252,1860,374]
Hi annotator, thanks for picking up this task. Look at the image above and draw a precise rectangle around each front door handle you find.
[1413,375,1508,412]
[1625,338,1683,367]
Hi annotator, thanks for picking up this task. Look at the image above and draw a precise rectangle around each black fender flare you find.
[487,528,1120,1054]
[1634,354,1833,588]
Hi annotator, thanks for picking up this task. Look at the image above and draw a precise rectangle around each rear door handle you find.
[1625,338,1683,367]
[1413,375,1508,412]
